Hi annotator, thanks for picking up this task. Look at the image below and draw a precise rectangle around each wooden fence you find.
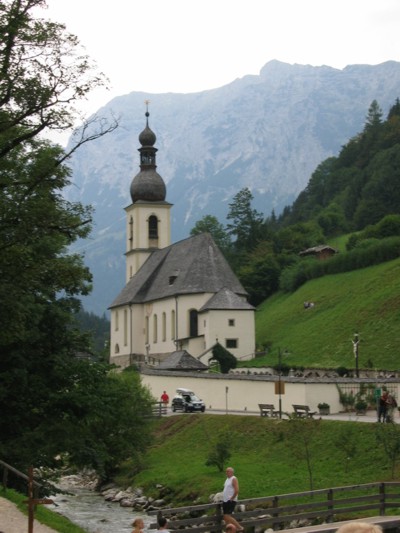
[0,459,41,496]
[151,402,168,417]
[148,482,400,533]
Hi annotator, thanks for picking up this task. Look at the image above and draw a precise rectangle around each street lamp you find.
[352,333,359,378]
[278,348,282,418]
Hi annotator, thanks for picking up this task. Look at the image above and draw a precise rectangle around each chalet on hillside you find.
[299,245,338,260]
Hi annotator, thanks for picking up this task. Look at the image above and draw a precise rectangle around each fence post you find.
[327,488,334,523]
[2,465,8,491]
[215,502,223,533]
[272,496,281,529]
[379,483,385,516]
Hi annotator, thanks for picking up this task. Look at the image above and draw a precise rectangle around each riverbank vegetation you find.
[3,414,400,532]
[115,415,400,506]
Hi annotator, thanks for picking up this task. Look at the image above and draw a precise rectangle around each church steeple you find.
[130,102,166,203]
[125,103,172,282]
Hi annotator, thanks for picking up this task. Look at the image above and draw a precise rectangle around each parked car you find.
[171,388,206,413]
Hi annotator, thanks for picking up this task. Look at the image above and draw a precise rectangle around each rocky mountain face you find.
[64,60,400,316]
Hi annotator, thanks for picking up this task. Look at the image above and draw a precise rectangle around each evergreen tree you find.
[190,214,231,255]
[226,187,264,253]
[210,343,237,374]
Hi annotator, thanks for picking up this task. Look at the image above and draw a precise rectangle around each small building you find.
[157,350,209,371]
[299,244,338,260]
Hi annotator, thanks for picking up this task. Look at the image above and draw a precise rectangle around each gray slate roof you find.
[109,233,248,308]
[199,287,254,312]
[157,350,209,371]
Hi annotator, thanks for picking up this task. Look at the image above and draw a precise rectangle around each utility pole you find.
[353,333,360,378]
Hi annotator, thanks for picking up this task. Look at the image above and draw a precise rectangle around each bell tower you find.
[125,103,172,281]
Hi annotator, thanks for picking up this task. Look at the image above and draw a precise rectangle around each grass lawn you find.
[250,258,400,370]
[117,415,395,506]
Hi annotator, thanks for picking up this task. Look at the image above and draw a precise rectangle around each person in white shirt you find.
[222,467,243,531]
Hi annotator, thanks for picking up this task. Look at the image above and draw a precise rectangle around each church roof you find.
[157,350,209,371]
[199,287,254,312]
[109,232,249,308]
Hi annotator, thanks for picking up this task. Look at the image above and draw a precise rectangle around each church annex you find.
[109,109,255,369]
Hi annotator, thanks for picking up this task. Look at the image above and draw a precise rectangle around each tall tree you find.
[0,0,117,160]
[364,99,383,131]
[226,187,264,253]
[0,1,152,482]
[190,214,231,255]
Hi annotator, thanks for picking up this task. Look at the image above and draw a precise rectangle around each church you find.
[109,109,255,369]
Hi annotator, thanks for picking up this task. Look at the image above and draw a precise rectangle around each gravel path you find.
[0,496,58,533]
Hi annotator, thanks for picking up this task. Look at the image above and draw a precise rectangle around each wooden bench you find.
[292,404,317,418]
[258,403,279,417]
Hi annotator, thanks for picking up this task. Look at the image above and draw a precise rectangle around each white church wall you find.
[204,309,255,361]
[139,294,212,358]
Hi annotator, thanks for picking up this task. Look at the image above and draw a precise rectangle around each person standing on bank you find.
[378,391,389,422]
[222,467,244,532]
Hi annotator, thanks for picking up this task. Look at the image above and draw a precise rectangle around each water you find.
[51,486,153,533]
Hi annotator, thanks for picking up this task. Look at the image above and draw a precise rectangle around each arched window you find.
[162,312,166,342]
[171,310,176,340]
[123,309,128,346]
[189,309,198,337]
[153,314,158,343]
[145,316,149,344]
[148,215,158,239]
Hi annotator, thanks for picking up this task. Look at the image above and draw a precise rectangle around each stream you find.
[50,484,153,533]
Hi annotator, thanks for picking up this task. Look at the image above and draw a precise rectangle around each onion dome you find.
[130,108,166,203]
[138,112,156,147]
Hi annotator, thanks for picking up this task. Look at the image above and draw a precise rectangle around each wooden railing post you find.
[2,465,8,491]
[272,495,280,529]
[379,482,385,516]
[215,502,223,533]
[327,488,334,523]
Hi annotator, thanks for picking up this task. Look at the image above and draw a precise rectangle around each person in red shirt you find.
[161,391,169,405]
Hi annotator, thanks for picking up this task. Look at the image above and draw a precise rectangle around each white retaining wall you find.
[140,371,400,414]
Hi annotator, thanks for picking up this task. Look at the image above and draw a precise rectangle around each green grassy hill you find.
[251,257,400,371]
[118,415,397,506]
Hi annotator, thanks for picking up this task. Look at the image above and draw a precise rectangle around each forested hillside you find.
[280,99,400,231]
[205,99,400,307]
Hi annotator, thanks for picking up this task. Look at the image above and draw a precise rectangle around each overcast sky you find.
[41,0,400,123]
